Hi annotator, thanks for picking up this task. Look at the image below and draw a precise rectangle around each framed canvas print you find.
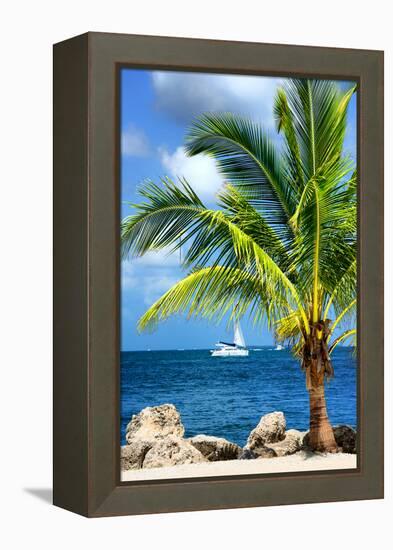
[53,32,384,517]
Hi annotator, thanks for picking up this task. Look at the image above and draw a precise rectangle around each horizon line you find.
[120,344,353,353]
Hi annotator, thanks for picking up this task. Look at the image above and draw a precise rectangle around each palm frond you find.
[274,87,305,193]
[329,328,356,354]
[121,177,206,258]
[185,208,309,330]
[216,184,292,271]
[283,80,356,179]
[289,156,356,300]
[275,310,304,343]
[323,259,357,319]
[327,299,356,342]
[138,266,265,331]
[122,176,309,331]
[185,113,295,241]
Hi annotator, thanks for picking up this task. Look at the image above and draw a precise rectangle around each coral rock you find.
[246,411,286,450]
[125,404,184,444]
[142,436,207,469]
[189,435,242,461]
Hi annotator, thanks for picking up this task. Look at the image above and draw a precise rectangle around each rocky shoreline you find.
[121,404,356,472]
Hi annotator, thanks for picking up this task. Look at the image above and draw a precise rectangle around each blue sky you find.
[120,69,357,351]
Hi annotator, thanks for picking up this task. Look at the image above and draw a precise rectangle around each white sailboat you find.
[210,321,249,357]
[274,343,284,351]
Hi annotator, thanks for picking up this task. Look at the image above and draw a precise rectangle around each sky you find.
[120,69,357,351]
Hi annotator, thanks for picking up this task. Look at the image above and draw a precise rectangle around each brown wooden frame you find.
[53,32,384,517]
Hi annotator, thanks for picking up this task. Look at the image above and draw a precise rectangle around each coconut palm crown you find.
[121,79,357,452]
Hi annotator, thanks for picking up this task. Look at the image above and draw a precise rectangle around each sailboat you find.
[210,321,249,357]
[274,344,284,351]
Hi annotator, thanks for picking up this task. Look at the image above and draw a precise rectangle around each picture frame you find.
[53,32,384,517]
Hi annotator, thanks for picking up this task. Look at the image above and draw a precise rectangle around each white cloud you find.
[159,146,223,200]
[121,124,150,157]
[151,71,281,126]
[121,260,138,290]
[121,252,180,306]
[133,248,180,267]
[143,274,179,306]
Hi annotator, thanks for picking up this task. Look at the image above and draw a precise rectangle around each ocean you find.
[120,347,357,447]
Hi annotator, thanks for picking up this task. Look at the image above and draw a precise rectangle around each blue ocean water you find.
[120,347,356,447]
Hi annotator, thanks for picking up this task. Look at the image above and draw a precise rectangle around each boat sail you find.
[234,322,246,348]
[210,321,249,357]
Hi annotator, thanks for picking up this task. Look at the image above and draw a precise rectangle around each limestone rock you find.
[253,446,277,458]
[265,429,303,457]
[121,442,152,470]
[239,446,277,459]
[142,435,207,469]
[239,448,257,460]
[125,404,184,444]
[333,425,356,454]
[189,435,242,461]
[246,412,286,450]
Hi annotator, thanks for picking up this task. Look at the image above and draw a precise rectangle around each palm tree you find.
[121,79,357,453]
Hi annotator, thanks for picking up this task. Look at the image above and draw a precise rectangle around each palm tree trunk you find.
[302,322,337,452]
[308,384,337,452]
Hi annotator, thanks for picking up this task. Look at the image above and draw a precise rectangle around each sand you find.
[121,450,357,482]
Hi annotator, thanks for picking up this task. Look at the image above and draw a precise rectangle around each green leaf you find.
[185,112,295,238]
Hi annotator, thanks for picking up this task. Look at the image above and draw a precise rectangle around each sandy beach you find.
[121,450,357,482]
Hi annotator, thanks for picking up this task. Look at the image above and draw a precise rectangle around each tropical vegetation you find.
[121,79,357,452]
